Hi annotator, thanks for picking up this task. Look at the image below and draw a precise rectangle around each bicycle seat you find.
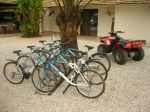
[85,45,94,50]
[12,50,22,55]
[46,43,53,47]
[27,45,35,50]
[78,51,87,55]
[39,40,46,44]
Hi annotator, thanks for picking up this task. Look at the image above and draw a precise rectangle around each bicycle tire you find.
[31,66,57,93]
[3,61,24,84]
[53,63,66,84]
[84,60,108,81]
[17,55,35,73]
[91,53,111,72]
[75,70,105,99]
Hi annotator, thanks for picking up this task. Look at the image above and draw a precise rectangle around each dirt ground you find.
[0,35,150,112]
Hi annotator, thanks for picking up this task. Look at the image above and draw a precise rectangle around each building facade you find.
[42,4,150,43]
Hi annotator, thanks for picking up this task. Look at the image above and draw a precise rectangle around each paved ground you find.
[0,35,150,112]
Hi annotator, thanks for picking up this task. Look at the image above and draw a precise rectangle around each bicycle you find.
[3,46,46,84]
[3,50,33,84]
[48,40,111,72]
[32,50,105,98]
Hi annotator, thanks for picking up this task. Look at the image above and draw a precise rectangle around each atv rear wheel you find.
[132,47,145,61]
[114,49,128,65]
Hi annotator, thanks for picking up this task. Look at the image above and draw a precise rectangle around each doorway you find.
[80,9,98,36]
[0,3,18,34]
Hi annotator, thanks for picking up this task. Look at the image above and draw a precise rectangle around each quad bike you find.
[97,31,146,65]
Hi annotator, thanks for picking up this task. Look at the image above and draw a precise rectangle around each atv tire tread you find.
[132,47,145,61]
[114,48,128,65]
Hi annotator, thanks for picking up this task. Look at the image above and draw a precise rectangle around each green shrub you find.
[16,0,43,37]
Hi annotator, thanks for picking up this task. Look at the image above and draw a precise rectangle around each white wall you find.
[43,5,115,37]
[43,4,150,43]
[82,5,115,37]
[115,4,150,43]
[98,5,115,36]
[43,7,59,32]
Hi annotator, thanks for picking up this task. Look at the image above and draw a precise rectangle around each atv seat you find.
[85,45,94,50]
[27,45,35,50]
[12,50,22,55]
[39,40,46,45]
[100,36,108,40]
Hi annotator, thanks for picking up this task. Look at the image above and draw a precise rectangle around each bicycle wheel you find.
[60,55,75,75]
[85,60,108,81]
[3,61,24,84]
[53,63,66,84]
[91,53,111,72]
[32,66,56,93]
[17,55,35,73]
[75,70,105,99]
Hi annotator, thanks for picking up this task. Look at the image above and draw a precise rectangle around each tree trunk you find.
[56,13,82,49]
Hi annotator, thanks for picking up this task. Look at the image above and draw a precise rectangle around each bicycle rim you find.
[3,62,24,84]
[85,60,108,81]
[32,66,56,93]
[17,55,35,73]
[91,53,111,72]
[75,70,105,98]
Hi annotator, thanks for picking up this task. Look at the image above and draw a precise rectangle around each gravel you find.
[0,35,150,112]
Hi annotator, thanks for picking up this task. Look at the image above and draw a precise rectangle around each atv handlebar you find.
[109,31,124,35]
[108,31,125,37]
[116,31,124,33]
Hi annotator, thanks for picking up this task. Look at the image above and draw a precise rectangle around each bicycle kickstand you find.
[63,83,71,94]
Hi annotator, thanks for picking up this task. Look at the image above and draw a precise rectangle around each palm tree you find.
[53,0,93,49]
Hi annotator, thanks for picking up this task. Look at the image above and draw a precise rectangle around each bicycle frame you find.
[17,51,46,74]
[48,61,89,87]
[43,50,90,87]
[61,48,93,61]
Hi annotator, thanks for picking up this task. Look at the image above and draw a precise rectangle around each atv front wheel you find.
[97,44,105,54]
[114,49,128,65]
[132,47,145,61]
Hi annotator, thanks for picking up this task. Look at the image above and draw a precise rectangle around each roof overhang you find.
[43,0,150,7]
[1,0,150,8]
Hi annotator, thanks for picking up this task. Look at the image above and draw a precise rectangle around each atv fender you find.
[114,44,122,49]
